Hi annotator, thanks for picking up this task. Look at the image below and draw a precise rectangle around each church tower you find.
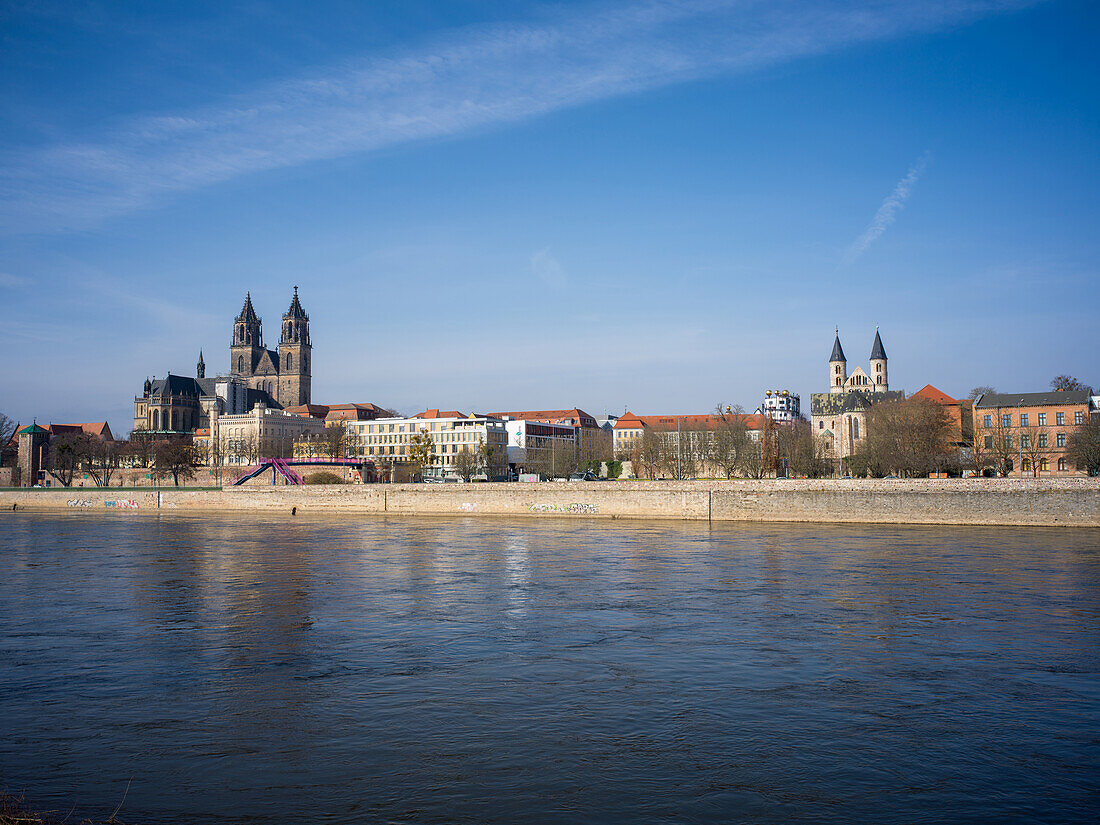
[197,350,205,380]
[230,292,264,378]
[278,286,311,406]
[828,331,847,394]
[869,329,888,392]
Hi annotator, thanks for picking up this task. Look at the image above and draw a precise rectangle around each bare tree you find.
[453,446,479,481]
[47,434,94,487]
[84,439,120,487]
[478,438,509,481]
[0,411,18,467]
[1067,416,1100,475]
[850,398,952,478]
[713,405,754,479]
[1018,424,1051,477]
[320,422,347,460]
[128,430,155,468]
[154,438,196,486]
[1050,375,1090,392]
[968,386,997,400]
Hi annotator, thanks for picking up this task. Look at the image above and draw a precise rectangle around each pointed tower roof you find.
[284,285,308,320]
[197,350,205,367]
[870,329,887,361]
[830,332,846,362]
[236,292,260,324]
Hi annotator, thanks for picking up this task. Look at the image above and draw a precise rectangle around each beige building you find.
[345,409,508,477]
[205,403,326,466]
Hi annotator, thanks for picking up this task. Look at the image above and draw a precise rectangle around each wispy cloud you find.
[1,1,1032,233]
[842,152,930,265]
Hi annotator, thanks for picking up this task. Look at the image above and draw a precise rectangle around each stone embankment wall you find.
[2,479,1098,527]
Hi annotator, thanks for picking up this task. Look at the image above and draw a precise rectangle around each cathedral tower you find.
[828,331,847,395]
[278,286,311,406]
[869,329,888,392]
[230,293,264,378]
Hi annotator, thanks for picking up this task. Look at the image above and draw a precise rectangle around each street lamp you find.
[1017,398,1024,478]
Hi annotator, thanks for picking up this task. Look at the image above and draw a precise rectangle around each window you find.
[818,421,823,429]
[853,419,859,439]
[984,435,993,449]
[1040,459,1049,472]
[1038,413,1046,426]
[1003,414,1011,427]
[1020,413,1028,426]
[1057,433,1066,447]
[1057,412,1065,425]
[1021,434,1030,448]
[984,415,992,428]
[1058,458,1066,471]
[1038,433,1048,448]
[1075,411,1084,425]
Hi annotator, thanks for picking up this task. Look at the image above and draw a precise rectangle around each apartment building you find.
[345,410,508,476]
[206,402,326,465]
[972,390,1090,476]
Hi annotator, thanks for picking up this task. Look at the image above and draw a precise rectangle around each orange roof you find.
[47,422,114,441]
[614,412,763,431]
[193,428,210,436]
[486,408,598,427]
[911,385,960,405]
[285,403,331,419]
[415,409,465,419]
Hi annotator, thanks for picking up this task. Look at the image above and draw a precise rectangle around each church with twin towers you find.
[133,288,312,435]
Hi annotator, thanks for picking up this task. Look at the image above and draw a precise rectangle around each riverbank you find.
[1,478,1098,526]
[0,792,126,825]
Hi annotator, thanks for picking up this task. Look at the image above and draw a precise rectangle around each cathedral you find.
[134,288,312,434]
[230,287,312,408]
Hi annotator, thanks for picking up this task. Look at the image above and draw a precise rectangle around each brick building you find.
[973,390,1090,476]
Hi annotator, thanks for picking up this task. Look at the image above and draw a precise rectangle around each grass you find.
[0,792,130,824]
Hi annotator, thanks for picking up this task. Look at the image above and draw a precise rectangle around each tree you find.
[1018,424,1051,477]
[453,446,479,481]
[712,405,754,479]
[968,386,997,400]
[407,428,436,480]
[1050,375,1090,393]
[84,438,120,487]
[128,430,155,468]
[1067,416,1100,475]
[0,411,18,467]
[851,398,952,477]
[777,420,831,478]
[154,438,196,486]
[47,434,86,487]
[320,422,347,459]
[478,438,509,481]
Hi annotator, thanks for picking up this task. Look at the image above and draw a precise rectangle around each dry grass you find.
[0,792,130,825]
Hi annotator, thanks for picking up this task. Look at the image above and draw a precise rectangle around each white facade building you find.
[210,403,326,465]
[345,411,508,475]
[758,390,801,423]
[502,419,579,466]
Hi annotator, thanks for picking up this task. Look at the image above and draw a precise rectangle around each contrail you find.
[842,152,930,266]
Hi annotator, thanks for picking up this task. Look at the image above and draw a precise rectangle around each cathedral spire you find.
[236,292,260,325]
[197,350,205,380]
[870,329,887,361]
[830,331,846,363]
[284,285,308,320]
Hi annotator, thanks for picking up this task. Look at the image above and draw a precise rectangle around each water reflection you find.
[1,514,1098,824]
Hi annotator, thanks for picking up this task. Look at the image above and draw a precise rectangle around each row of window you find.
[984,411,1082,427]
[984,433,1068,449]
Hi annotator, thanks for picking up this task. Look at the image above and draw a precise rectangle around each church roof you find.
[870,329,887,361]
[811,390,905,416]
[18,423,49,435]
[830,333,846,363]
[284,286,308,320]
[236,292,260,325]
[150,373,204,399]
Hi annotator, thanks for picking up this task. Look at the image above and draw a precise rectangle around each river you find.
[1,513,1098,823]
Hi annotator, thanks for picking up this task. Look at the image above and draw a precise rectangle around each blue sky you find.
[1,0,1097,433]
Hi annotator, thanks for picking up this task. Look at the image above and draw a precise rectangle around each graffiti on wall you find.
[529,502,599,514]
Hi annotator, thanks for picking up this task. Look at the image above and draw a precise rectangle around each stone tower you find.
[17,423,51,487]
[869,329,888,391]
[230,292,264,378]
[828,331,847,395]
[278,286,311,406]
[197,350,205,380]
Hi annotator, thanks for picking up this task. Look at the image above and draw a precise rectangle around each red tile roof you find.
[486,408,598,427]
[614,412,763,431]
[46,422,114,441]
[415,409,466,419]
[911,385,960,405]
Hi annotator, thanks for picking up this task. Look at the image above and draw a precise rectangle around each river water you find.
[1,513,1098,823]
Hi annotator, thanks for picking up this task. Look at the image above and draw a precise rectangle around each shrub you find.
[303,471,344,485]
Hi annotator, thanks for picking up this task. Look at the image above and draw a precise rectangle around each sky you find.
[1,0,1097,433]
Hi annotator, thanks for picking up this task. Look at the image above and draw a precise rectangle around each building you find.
[345,410,509,477]
[613,411,764,478]
[486,407,606,461]
[502,418,579,472]
[909,385,973,449]
[810,331,905,470]
[758,390,801,423]
[207,403,327,466]
[972,390,1090,476]
[230,288,312,408]
[134,289,312,436]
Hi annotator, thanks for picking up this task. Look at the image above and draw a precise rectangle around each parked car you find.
[569,471,597,481]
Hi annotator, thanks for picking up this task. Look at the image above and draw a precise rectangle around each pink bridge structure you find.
[232,458,379,486]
